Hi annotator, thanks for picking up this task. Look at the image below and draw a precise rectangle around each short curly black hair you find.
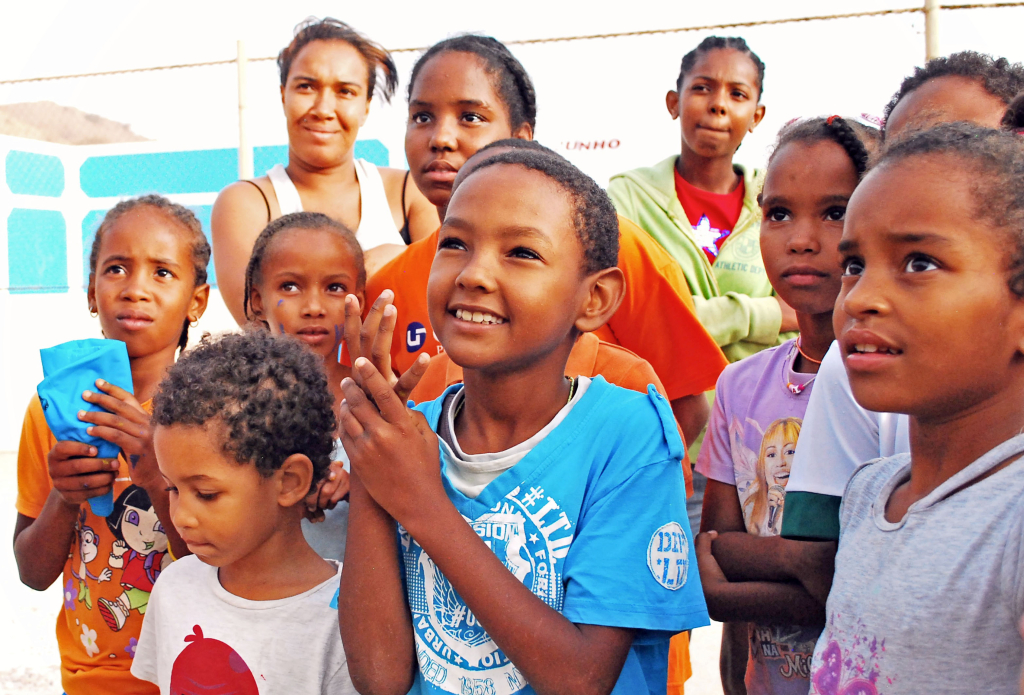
[883,51,1024,131]
[89,194,211,353]
[408,35,537,132]
[278,17,397,102]
[677,36,765,97]
[1002,92,1024,132]
[458,149,619,274]
[243,211,365,325]
[760,116,878,207]
[873,122,1024,298]
[152,330,336,491]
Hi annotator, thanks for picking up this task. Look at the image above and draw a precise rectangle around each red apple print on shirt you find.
[170,625,259,695]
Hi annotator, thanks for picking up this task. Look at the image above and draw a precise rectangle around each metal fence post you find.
[924,0,940,61]
[237,39,254,180]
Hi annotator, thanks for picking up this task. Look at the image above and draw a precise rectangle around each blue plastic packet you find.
[37,339,134,517]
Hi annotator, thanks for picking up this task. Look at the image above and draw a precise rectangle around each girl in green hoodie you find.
[609,36,797,362]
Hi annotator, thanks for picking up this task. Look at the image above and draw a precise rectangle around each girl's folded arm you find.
[14,497,81,590]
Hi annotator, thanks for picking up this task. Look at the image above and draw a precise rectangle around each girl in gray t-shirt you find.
[810,123,1024,694]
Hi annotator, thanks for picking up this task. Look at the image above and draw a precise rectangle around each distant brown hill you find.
[0,101,148,145]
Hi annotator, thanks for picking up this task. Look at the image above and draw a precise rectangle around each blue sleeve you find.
[560,458,710,634]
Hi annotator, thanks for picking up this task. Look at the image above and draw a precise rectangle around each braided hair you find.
[760,116,876,206]
[278,17,398,102]
[408,35,537,132]
[883,51,1024,132]
[152,330,336,490]
[462,149,619,274]
[243,212,365,325]
[88,195,210,353]
[677,36,765,97]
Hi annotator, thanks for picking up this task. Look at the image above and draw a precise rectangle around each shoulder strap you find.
[266,164,303,215]
[241,179,271,223]
[399,171,412,245]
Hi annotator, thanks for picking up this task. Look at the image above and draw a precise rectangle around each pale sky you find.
[3,0,1024,182]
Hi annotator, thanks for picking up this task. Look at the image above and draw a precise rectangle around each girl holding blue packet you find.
[14,195,210,695]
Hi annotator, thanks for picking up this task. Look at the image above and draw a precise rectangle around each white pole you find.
[924,0,940,61]
[237,40,254,180]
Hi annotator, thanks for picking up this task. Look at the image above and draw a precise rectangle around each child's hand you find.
[305,462,351,519]
[695,530,729,587]
[339,357,444,527]
[344,291,429,402]
[78,379,160,491]
[46,440,120,507]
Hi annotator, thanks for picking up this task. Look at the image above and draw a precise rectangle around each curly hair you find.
[677,36,765,97]
[152,330,336,490]
[278,17,398,102]
[243,212,365,324]
[1002,92,1024,132]
[461,149,618,274]
[883,51,1024,130]
[408,35,537,132]
[873,122,1024,297]
[760,116,878,204]
[88,194,211,353]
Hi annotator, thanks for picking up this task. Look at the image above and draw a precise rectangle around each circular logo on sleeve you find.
[647,521,689,590]
[406,322,427,352]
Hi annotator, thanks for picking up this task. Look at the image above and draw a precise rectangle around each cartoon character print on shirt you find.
[97,485,170,632]
[169,625,259,695]
[810,615,892,695]
[400,484,573,695]
[71,508,112,610]
[731,416,801,536]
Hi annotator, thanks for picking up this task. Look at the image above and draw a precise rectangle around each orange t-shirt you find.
[365,216,728,402]
[16,396,164,695]
[408,331,693,495]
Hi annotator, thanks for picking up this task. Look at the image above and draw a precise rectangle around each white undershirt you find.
[439,378,591,499]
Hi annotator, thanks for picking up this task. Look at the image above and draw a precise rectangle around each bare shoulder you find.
[212,176,277,238]
[214,176,273,212]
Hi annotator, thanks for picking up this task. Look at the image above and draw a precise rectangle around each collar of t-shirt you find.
[673,166,745,263]
[437,377,592,499]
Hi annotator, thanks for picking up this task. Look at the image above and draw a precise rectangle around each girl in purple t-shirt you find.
[694,116,876,695]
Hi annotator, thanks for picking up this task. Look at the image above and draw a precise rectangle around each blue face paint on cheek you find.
[279,324,285,334]
[277,299,284,307]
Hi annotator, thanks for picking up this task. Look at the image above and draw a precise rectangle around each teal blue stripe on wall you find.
[82,205,217,288]
[80,141,389,197]
[6,151,65,197]
[8,209,67,293]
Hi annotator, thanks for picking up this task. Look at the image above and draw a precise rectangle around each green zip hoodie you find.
[608,155,788,362]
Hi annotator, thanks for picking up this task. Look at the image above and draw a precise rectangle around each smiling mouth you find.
[452,308,505,325]
[850,344,902,355]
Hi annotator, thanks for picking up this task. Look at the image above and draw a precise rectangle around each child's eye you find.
[691,84,709,92]
[510,247,541,260]
[766,207,791,223]
[904,254,940,273]
[411,112,432,125]
[824,207,846,222]
[104,264,126,275]
[842,257,865,276]
[280,281,299,292]
[461,112,485,124]
[164,485,178,495]
[732,90,748,99]
[196,491,218,502]
[327,283,347,293]
[155,268,174,279]
[438,236,467,252]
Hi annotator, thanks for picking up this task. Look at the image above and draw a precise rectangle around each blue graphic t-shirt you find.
[404,376,709,695]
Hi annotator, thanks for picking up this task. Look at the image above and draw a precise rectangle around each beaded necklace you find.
[786,340,821,395]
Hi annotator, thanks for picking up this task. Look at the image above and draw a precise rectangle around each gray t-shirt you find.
[809,434,1024,695]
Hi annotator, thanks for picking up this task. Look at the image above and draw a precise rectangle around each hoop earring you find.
[189,318,199,328]
[89,307,98,317]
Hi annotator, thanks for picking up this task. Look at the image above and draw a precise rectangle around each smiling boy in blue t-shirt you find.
[337,149,708,695]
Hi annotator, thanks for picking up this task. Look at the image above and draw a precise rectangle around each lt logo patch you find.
[647,521,689,590]
[407,322,428,352]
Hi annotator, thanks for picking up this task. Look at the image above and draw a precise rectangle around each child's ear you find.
[86,273,97,314]
[189,283,211,324]
[249,286,266,320]
[750,103,767,133]
[575,266,625,334]
[512,123,534,141]
[665,90,680,120]
[276,454,315,508]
